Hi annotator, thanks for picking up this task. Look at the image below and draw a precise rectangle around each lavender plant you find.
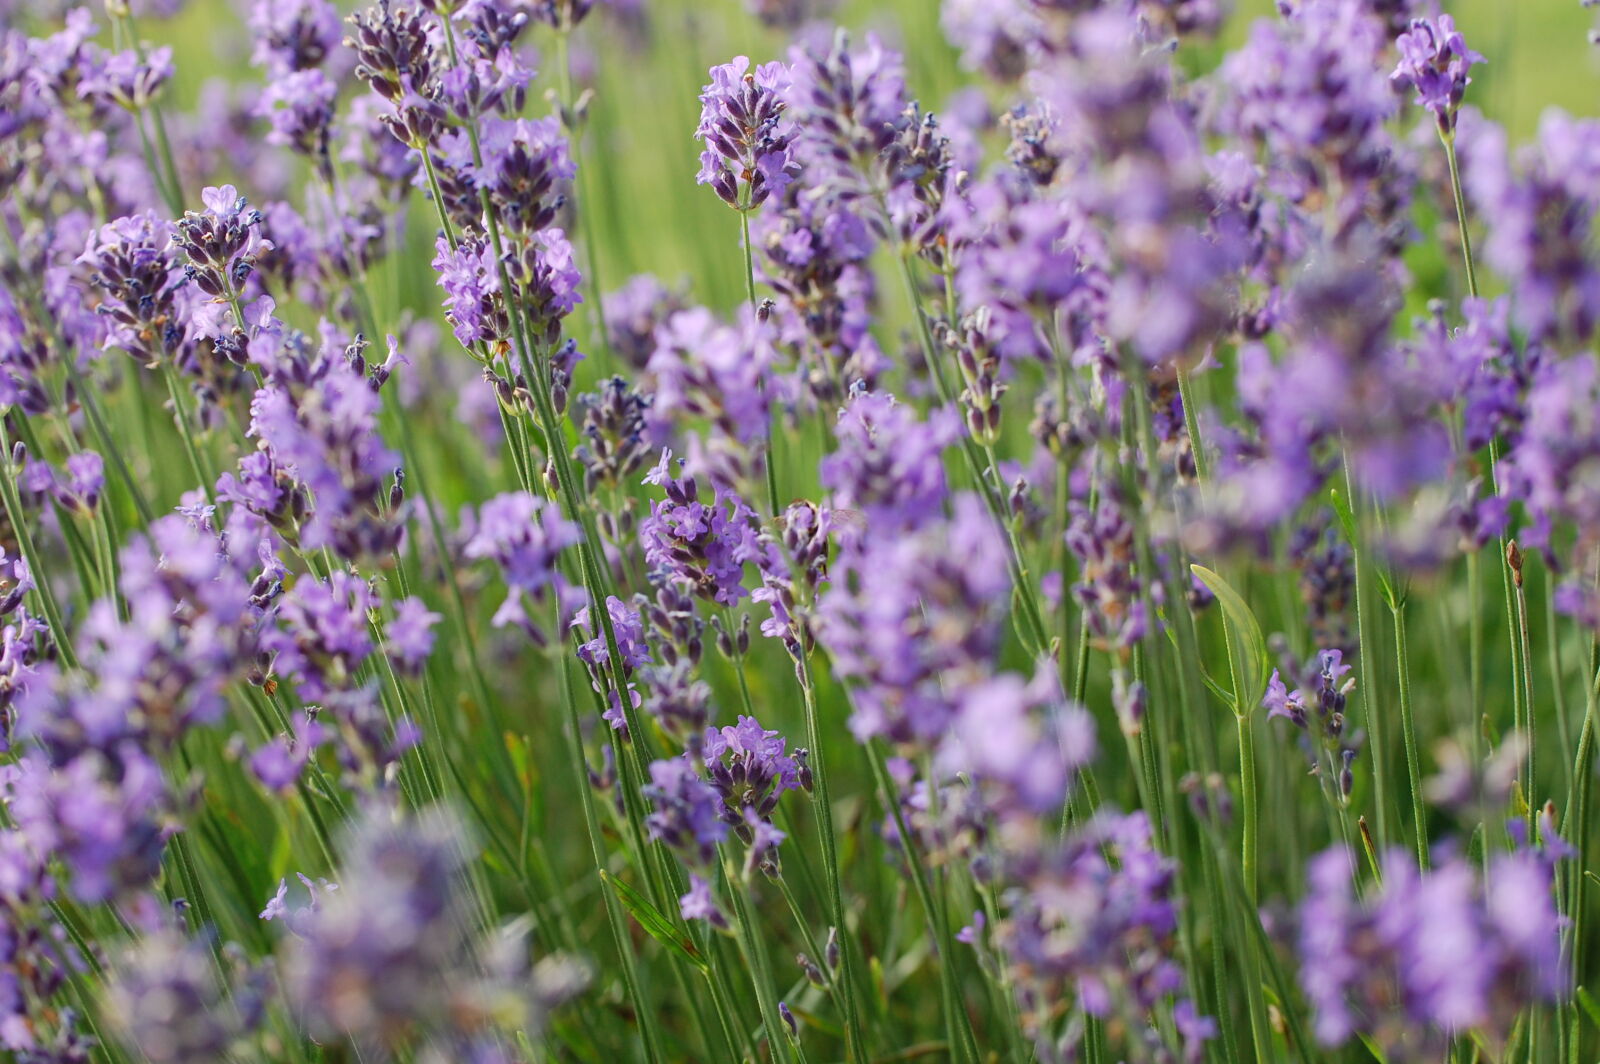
[0,0,1596,1062]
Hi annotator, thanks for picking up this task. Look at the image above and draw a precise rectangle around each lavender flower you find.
[386,597,442,675]
[250,0,343,76]
[819,389,960,533]
[463,492,579,628]
[433,232,511,351]
[1391,16,1484,134]
[469,116,574,237]
[282,804,578,1051]
[603,274,686,372]
[104,928,265,1063]
[817,494,1010,743]
[175,185,272,302]
[646,306,778,489]
[257,68,338,163]
[1298,846,1566,1054]
[695,56,798,211]
[640,453,763,606]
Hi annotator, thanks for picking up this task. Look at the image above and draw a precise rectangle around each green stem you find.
[1392,603,1429,868]
[1514,574,1539,832]
[0,417,78,669]
[1343,453,1391,848]
[723,855,796,1064]
[797,652,869,1064]
[1236,712,1258,904]
[864,739,979,1064]
[1440,131,1480,300]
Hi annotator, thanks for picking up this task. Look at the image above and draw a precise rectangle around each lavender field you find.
[2,0,1599,1061]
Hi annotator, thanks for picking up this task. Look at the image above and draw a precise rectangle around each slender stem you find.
[1236,712,1258,905]
[723,855,797,1064]
[1391,603,1430,868]
[0,417,77,669]
[1343,453,1391,848]
[159,363,216,504]
[556,658,671,1064]
[863,739,979,1064]
[554,26,612,367]
[1514,573,1539,832]
[1440,131,1480,300]
[736,207,782,517]
[797,651,868,1064]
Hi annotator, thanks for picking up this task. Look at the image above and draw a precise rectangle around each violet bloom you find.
[816,494,1010,744]
[695,55,798,211]
[782,31,908,199]
[246,339,403,561]
[948,176,1105,363]
[1461,109,1600,347]
[386,597,442,675]
[753,190,888,404]
[260,872,339,937]
[1499,352,1600,626]
[250,0,342,76]
[175,185,273,302]
[433,232,510,351]
[257,68,337,163]
[1298,846,1566,1054]
[640,453,763,607]
[470,116,575,237]
[104,927,266,1064]
[603,273,686,372]
[645,306,778,490]
[643,756,727,869]
[990,809,1207,1060]
[573,376,654,494]
[750,499,831,660]
[4,747,169,905]
[571,595,652,673]
[0,768,91,1055]
[462,492,579,628]
[19,511,279,763]
[508,226,584,351]
[77,211,187,367]
[282,804,577,1051]
[77,44,174,111]
[938,668,1096,818]
[745,0,835,30]
[1391,16,1483,134]
[819,389,960,533]
[703,715,803,835]
[52,452,104,517]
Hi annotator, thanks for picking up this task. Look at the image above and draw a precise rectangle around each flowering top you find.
[469,117,574,236]
[1391,16,1484,134]
[250,0,342,76]
[176,185,273,301]
[462,492,580,626]
[640,453,764,607]
[820,389,960,533]
[1298,846,1565,1055]
[694,56,798,211]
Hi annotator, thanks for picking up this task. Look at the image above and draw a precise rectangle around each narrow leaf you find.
[599,870,709,974]
[1191,564,1270,715]
[1577,986,1600,1031]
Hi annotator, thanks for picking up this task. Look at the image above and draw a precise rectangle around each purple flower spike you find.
[1392,16,1484,134]
[695,55,798,211]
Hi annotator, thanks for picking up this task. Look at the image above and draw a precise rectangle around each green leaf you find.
[1577,986,1600,1031]
[1328,486,1357,544]
[1191,564,1270,716]
[1357,1033,1391,1063]
[599,870,709,974]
